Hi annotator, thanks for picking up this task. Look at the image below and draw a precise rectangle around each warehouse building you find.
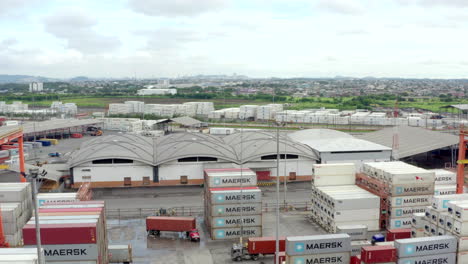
[68,131,320,188]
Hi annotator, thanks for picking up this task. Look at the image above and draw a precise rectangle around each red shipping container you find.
[361,246,396,263]
[23,223,97,245]
[386,228,411,241]
[274,251,286,264]
[42,201,105,206]
[248,237,286,255]
[350,255,361,264]
[146,217,196,232]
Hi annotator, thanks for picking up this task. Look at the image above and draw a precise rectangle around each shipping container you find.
[285,252,350,264]
[390,183,435,196]
[411,227,425,238]
[29,244,99,262]
[388,217,413,229]
[350,240,371,256]
[387,229,411,242]
[361,245,397,263]
[389,195,432,207]
[285,234,351,256]
[430,169,456,185]
[207,203,262,216]
[274,251,285,264]
[432,194,468,211]
[335,225,368,241]
[0,255,40,264]
[209,215,262,228]
[453,202,468,221]
[453,220,468,236]
[397,253,456,264]
[459,252,468,264]
[23,223,98,245]
[146,217,196,232]
[434,185,457,196]
[209,188,262,205]
[204,168,257,188]
[394,236,457,257]
[211,226,262,240]
[389,206,426,218]
[411,212,426,229]
[247,237,286,255]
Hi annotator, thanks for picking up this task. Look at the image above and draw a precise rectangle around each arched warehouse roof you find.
[69,131,320,167]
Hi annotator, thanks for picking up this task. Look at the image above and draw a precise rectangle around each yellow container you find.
[40,138,59,145]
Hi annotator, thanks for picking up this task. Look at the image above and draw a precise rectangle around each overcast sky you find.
[1,0,468,79]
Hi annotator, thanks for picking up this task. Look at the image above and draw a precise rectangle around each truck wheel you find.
[155,230,160,236]
[252,255,259,260]
[235,256,242,262]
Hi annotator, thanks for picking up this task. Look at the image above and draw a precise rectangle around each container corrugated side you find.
[207,203,262,216]
[397,253,456,264]
[209,215,262,228]
[286,234,351,256]
[26,244,99,261]
[336,225,368,241]
[389,195,432,207]
[209,188,262,205]
[210,226,262,240]
[389,206,426,218]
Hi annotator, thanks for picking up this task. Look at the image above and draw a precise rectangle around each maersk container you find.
[389,195,432,207]
[0,255,40,264]
[211,226,262,240]
[438,213,449,227]
[208,203,262,216]
[33,244,99,262]
[321,194,380,211]
[209,215,262,228]
[285,234,351,256]
[209,188,262,205]
[434,185,457,196]
[411,212,426,229]
[447,200,468,216]
[285,252,350,264]
[388,217,413,229]
[397,253,456,264]
[430,169,456,185]
[394,235,457,258]
[204,168,257,188]
[389,183,435,197]
[389,206,426,219]
[23,223,98,245]
[336,225,368,241]
[350,240,371,256]
[453,203,468,221]
[333,220,380,232]
[432,194,468,211]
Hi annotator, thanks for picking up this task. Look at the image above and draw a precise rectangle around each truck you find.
[231,236,286,261]
[146,216,200,242]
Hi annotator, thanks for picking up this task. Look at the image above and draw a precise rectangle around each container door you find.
[180,175,188,184]
[289,172,296,181]
[153,166,159,183]
[124,177,132,186]
[256,171,271,181]
[142,176,150,185]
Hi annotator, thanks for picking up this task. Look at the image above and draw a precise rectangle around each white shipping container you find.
[285,234,351,256]
[36,244,99,261]
[0,255,39,264]
[108,244,132,263]
[458,252,468,264]
[394,236,457,258]
[430,169,456,185]
[432,194,468,211]
[389,206,426,219]
[411,213,426,229]
[209,215,262,228]
[209,188,262,205]
[388,217,413,229]
[285,252,350,264]
[336,225,368,241]
[333,220,380,232]
[397,253,456,264]
[434,185,457,196]
[211,226,262,240]
[411,227,425,238]
[208,203,262,216]
[205,170,257,188]
[313,163,355,176]
[389,195,432,207]
[350,240,372,256]
[453,220,468,236]
[329,208,379,222]
[312,175,355,187]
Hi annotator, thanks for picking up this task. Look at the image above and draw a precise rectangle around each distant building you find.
[29,82,43,92]
[137,88,177,96]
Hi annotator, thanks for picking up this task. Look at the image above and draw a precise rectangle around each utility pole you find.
[275,122,280,264]
[27,168,43,264]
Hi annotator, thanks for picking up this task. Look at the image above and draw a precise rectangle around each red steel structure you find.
[457,127,468,194]
[0,126,26,247]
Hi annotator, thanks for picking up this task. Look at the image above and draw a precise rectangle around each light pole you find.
[26,168,43,264]
[275,121,280,264]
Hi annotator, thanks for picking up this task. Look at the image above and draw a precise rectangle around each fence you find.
[106,201,311,220]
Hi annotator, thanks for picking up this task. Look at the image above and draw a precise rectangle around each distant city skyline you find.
[1,0,468,79]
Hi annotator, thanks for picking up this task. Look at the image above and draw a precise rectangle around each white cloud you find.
[44,8,121,53]
[316,0,364,15]
[0,0,34,17]
[128,0,229,17]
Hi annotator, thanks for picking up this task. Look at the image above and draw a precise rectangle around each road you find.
[94,182,312,210]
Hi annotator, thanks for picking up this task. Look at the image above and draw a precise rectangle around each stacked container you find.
[358,161,435,230]
[285,234,351,264]
[23,201,108,264]
[430,169,457,196]
[0,183,33,246]
[36,192,79,206]
[336,225,372,258]
[203,168,262,240]
[0,248,44,264]
[411,212,426,238]
[360,245,397,264]
[394,236,457,263]
[311,185,380,232]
